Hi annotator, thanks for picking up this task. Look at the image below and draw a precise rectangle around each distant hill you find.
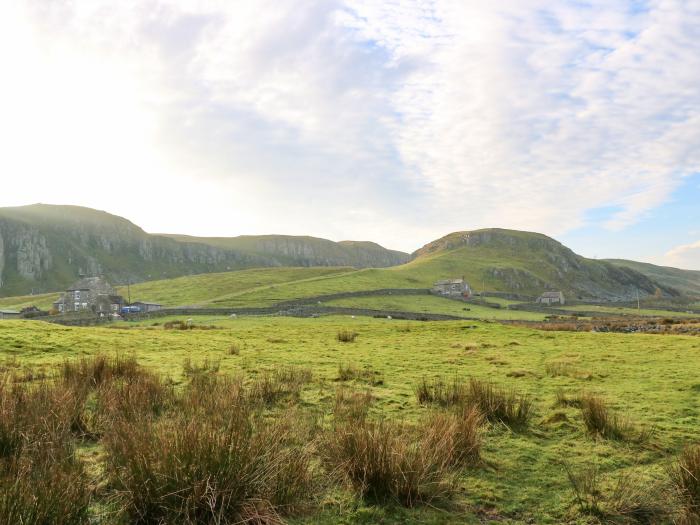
[406,229,681,301]
[0,204,408,296]
[605,259,700,297]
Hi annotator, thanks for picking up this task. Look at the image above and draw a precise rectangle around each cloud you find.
[664,240,700,271]
[1,0,699,252]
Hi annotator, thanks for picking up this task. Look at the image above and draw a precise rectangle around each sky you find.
[0,1,699,269]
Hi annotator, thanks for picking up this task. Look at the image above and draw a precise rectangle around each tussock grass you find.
[671,445,700,522]
[61,354,141,390]
[416,377,533,428]
[104,375,313,524]
[554,389,582,408]
[425,406,484,467]
[337,363,384,385]
[0,377,91,524]
[228,341,242,355]
[182,356,220,377]
[334,386,373,422]
[324,418,457,506]
[337,329,358,343]
[565,463,672,522]
[249,366,312,406]
[580,394,636,441]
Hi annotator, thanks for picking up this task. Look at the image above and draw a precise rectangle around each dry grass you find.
[337,363,384,385]
[671,445,700,523]
[337,329,358,343]
[579,393,650,442]
[323,418,458,506]
[334,386,373,422]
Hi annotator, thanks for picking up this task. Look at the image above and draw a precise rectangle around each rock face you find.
[0,204,409,296]
[412,228,680,301]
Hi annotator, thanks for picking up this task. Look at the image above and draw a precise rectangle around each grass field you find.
[1,316,699,523]
[325,294,547,320]
[559,304,699,318]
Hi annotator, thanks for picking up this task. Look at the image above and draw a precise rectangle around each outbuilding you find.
[0,310,21,320]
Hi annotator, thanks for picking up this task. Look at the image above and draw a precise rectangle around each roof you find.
[540,291,564,298]
[66,276,116,294]
[132,301,162,306]
[434,279,465,285]
[0,310,20,314]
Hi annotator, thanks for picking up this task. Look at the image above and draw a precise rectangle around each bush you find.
[337,329,358,343]
[324,418,456,506]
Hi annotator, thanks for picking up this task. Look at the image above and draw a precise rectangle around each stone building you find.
[536,291,565,306]
[432,278,471,297]
[53,276,124,316]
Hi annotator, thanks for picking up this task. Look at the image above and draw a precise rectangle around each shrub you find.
[671,445,700,522]
[324,418,456,506]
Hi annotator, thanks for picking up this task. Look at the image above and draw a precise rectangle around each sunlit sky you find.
[1,1,699,269]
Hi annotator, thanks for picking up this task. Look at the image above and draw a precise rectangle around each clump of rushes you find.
[416,377,533,428]
[182,356,220,378]
[670,445,700,522]
[228,341,242,355]
[61,354,142,390]
[334,386,373,422]
[337,329,358,343]
[104,375,313,524]
[579,394,634,441]
[337,363,384,385]
[425,406,484,467]
[248,366,312,406]
[324,418,457,507]
[0,377,91,524]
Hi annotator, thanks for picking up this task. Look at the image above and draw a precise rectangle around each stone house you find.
[0,310,20,320]
[432,278,471,297]
[53,277,124,316]
[536,291,565,306]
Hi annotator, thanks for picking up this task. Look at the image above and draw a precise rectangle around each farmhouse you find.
[537,291,565,306]
[0,310,20,320]
[53,276,124,316]
[432,278,471,297]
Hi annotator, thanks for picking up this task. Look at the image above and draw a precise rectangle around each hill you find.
[0,204,408,296]
[111,229,683,309]
[605,259,700,297]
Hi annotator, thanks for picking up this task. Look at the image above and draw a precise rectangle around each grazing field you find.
[1,316,699,524]
[325,294,547,320]
[559,304,699,318]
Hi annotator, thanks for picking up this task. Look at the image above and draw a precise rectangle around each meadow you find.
[2,315,700,524]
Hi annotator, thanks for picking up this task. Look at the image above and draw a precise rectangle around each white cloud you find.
[664,240,700,271]
[0,0,699,253]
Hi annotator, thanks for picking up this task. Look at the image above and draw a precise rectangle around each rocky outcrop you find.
[0,204,409,296]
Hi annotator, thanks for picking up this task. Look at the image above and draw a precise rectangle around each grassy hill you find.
[0,204,408,296]
[605,259,700,297]
[88,228,684,310]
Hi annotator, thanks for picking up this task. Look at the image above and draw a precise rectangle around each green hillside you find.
[101,229,684,309]
[605,259,700,297]
[0,204,408,296]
